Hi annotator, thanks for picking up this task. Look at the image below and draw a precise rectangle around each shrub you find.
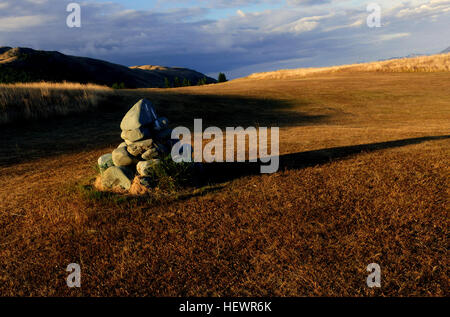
[145,156,196,191]
[112,82,125,89]
[182,78,191,86]
[164,77,171,88]
[218,72,228,83]
[173,77,181,87]
[197,77,207,86]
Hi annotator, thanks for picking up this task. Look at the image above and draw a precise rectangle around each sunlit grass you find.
[0,81,112,124]
[245,53,450,80]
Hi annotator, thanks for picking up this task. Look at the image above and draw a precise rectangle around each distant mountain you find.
[377,46,450,61]
[0,47,216,88]
[377,53,427,62]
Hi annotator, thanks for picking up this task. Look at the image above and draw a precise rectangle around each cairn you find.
[97,98,180,192]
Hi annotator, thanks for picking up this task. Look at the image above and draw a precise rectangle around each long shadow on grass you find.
[77,135,448,208]
[0,93,326,167]
[202,135,450,183]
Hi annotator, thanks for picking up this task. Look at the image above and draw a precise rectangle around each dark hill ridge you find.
[441,46,450,54]
[130,65,212,84]
[0,47,216,88]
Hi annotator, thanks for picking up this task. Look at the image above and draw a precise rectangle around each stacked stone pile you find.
[97,98,179,191]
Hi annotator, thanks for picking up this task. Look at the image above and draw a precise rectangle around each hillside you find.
[441,46,450,54]
[245,53,450,80]
[0,47,216,88]
[0,71,449,296]
[130,65,212,85]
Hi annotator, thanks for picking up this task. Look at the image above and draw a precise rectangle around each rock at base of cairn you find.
[101,166,134,190]
[98,153,114,172]
[136,159,161,177]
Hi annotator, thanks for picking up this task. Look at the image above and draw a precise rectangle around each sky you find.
[0,0,449,78]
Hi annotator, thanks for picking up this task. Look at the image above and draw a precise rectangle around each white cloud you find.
[396,0,450,17]
[287,0,332,6]
[237,9,246,17]
[0,15,49,30]
[379,33,411,41]
[0,0,449,78]
[272,18,319,34]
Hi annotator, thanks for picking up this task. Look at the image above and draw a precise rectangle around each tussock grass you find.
[0,71,448,296]
[0,81,112,125]
[246,53,450,80]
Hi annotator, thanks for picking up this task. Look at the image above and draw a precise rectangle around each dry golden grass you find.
[0,82,112,125]
[246,53,450,80]
[0,71,449,296]
[1,54,448,125]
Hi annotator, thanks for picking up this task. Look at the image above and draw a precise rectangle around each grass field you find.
[246,53,450,80]
[0,71,449,296]
[0,82,113,125]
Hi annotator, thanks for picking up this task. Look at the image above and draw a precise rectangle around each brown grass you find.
[1,54,449,126]
[0,71,449,296]
[246,53,450,80]
[0,82,113,125]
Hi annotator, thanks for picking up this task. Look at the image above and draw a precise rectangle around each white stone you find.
[120,99,158,130]
[136,159,161,176]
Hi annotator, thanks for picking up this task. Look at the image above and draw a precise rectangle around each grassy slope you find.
[0,72,449,296]
[0,47,216,89]
[0,82,114,125]
[246,53,450,79]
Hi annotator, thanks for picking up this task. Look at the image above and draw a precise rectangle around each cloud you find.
[379,33,411,41]
[271,14,333,34]
[287,0,332,6]
[0,15,50,30]
[396,0,450,17]
[0,0,449,78]
[237,9,246,17]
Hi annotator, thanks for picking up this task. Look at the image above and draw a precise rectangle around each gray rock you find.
[127,139,153,156]
[153,117,169,131]
[112,146,137,166]
[117,142,127,148]
[136,159,161,177]
[141,147,159,160]
[121,127,151,143]
[98,153,114,172]
[101,166,134,190]
[120,99,158,131]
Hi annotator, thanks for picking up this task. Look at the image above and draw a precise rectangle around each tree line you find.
[164,72,228,88]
